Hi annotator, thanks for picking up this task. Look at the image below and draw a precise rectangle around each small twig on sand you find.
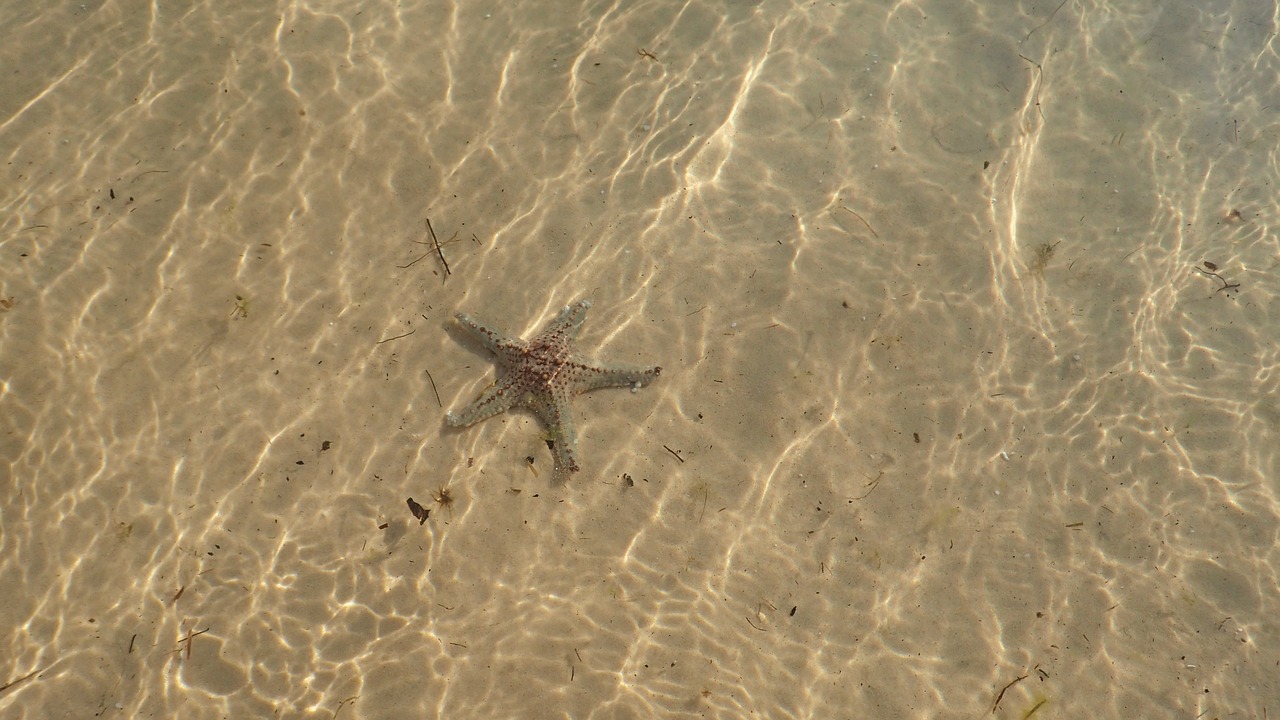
[426,217,450,277]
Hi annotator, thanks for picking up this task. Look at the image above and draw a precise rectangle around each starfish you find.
[446,299,661,479]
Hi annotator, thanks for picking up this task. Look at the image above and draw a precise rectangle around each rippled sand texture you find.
[2,0,1277,717]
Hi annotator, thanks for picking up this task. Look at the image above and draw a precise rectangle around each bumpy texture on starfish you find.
[446,299,661,478]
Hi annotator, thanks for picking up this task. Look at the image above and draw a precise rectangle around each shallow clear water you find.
[1,0,1277,717]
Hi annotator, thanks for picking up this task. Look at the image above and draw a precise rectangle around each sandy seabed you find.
[1,0,1277,718]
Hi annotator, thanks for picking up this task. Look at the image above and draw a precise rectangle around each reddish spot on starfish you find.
[446,299,661,480]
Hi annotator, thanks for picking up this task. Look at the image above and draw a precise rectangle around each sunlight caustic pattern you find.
[1,0,1277,718]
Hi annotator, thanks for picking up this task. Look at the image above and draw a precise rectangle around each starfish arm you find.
[446,375,526,427]
[455,312,528,357]
[554,299,592,341]
[571,361,662,393]
[531,387,582,475]
[531,300,593,352]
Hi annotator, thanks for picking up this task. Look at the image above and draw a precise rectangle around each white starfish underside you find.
[446,299,661,478]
